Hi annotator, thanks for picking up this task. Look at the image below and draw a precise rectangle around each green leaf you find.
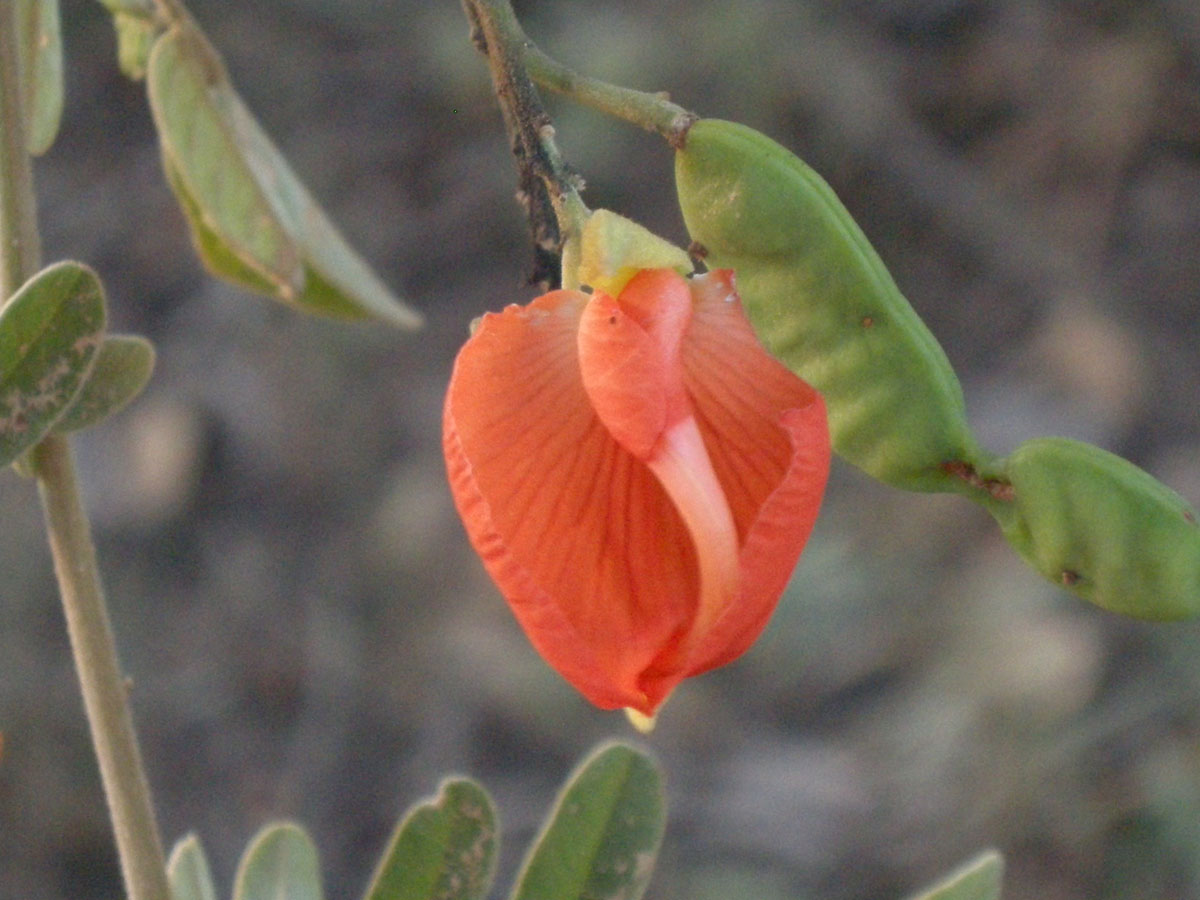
[146,26,421,328]
[52,334,155,433]
[233,823,324,900]
[907,850,1003,900]
[147,28,300,298]
[0,261,106,467]
[363,778,498,900]
[510,742,665,900]
[15,0,63,155]
[161,153,285,297]
[167,834,218,900]
[113,11,158,81]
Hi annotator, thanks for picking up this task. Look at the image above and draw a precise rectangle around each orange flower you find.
[443,268,830,716]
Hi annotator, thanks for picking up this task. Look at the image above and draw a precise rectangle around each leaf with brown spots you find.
[510,742,664,900]
[363,778,497,900]
[0,261,105,467]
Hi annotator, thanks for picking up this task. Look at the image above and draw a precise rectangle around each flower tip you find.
[624,707,659,733]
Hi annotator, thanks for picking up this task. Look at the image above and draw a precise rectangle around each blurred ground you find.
[4,0,1200,898]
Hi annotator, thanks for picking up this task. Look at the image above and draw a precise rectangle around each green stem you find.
[462,0,694,146]
[522,43,696,147]
[94,0,157,18]
[0,0,39,300]
[0,6,170,900]
[32,437,171,900]
[461,0,699,283]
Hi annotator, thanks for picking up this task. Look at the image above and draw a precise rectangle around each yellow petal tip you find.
[624,707,658,733]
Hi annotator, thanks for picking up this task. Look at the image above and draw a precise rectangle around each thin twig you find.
[522,43,696,148]
[461,0,587,288]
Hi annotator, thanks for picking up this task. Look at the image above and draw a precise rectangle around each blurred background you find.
[4,0,1200,897]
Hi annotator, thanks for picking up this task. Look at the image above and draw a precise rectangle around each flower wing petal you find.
[679,270,831,674]
[443,290,700,711]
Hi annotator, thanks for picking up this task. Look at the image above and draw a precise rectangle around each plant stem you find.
[522,43,696,147]
[0,0,39,300]
[462,0,695,147]
[463,0,590,287]
[32,437,171,900]
[0,6,170,900]
[461,0,701,285]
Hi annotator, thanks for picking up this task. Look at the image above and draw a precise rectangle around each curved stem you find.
[462,0,700,287]
[522,43,696,147]
[464,0,703,285]
[0,6,170,900]
[462,0,695,146]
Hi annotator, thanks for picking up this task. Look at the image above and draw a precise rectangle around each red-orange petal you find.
[443,290,701,712]
[576,270,693,458]
[676,270,831,675]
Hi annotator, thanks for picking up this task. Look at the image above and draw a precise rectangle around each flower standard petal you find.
[443,289,700,712]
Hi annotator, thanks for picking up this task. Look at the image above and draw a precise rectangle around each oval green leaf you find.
[510,742,665,900]
[147,27,301,299]
[233,823,323,900]
[363,778,497,900]
[146,26,420,328]
[15,0,63,155]
[168,834,218,900]
[907,850,1003,900]
[675,119,981,493]
[216,90,421,326]
[160,152,284,298]
[0,261,106,467]
[53,334,155,433]
[997,437,1200,620]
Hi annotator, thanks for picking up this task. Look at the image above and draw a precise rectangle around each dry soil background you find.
[5,1,1200,899]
